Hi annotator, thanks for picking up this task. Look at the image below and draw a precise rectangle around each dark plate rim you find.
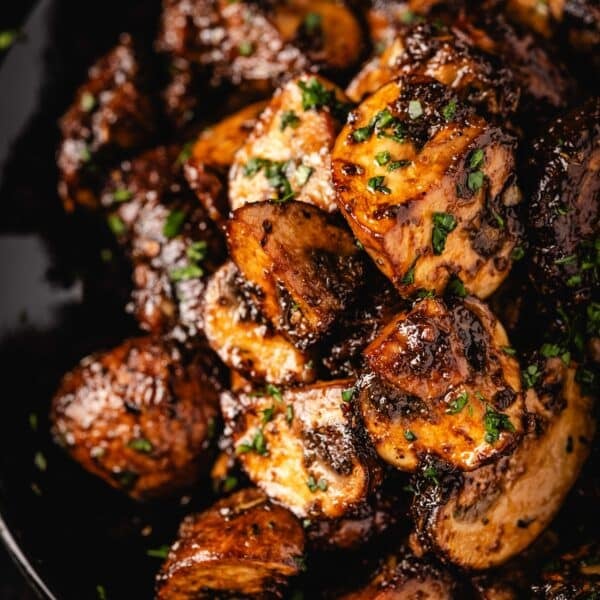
[0,511,56,599]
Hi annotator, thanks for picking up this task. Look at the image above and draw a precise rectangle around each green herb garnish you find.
[446,391,469,415]
[483,406,515,444]
[163,209,186,239]
[367,175,391,194]
[431,212,457,255]
[280,110,300,131]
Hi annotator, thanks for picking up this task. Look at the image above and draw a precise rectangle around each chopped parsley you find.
[237,429,268,456]
[483,406,515,444]
[502,346,517,356]
[341,387,355,402]
[296,164,313,186]
[34,452,47,472]
[80,92,96,112]
[431,212,457,255]
[401,258,417,285]
[388,159,411,171]
[522,364,541,389]
[266,383,283,402]
[238,41,254,56]
[286,404,294,424]
[163,209,186,239]
[297,78,349,120]
[375,150,391,166]
[96,585,107,600]
[351,108,404,144]
[187,240,208,263]
[367,175,391,194]
[0,30,20,51]
[467,170,484,192]
[447,276,466,297]
[307,476,328,493]
[176,141,193,165]
[128,438,153,454]
[304,12,322,35]
[408,99,423,120]
[511,246,525,261]
[446,391,469,415]
[441,99,457,121]
[147,545,170,559]
[469,148,485,170]
[540,343,570,365]
[243,157,294,202]
[404,430,417,441]
[223,475,238,493]
[261,406,275,425]
[170,264,203,282]
[280,110,300,131]
[112,188,132,203]
[29,413,38,431]
[423,465,439,485]
[107,214,126,236]
[555,254,577,266]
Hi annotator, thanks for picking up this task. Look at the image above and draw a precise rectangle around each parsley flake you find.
[80,92,96,112]
[238,41,254,56]
[404,430,417,441]
[408,99,423,120]
[128,438,153,454]
[147,545,170,559]
[280,110,300,131]
[375,150,391,166]
[483,406,515,444]
[441,99,457,121]
[446,391,468,415]
[163,209,186,239]
[431,212,457,255]
[367,175,391,195]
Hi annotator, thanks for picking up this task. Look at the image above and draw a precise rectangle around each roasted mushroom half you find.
[332,76,522,299]
[156,487,305,599]
[411,360,595,570]
[229,74,350,213]
[203,261,316,384]
[358,296,525,471]
[51,337,220,500]
[221,380,382,519]
[227,200,365,347]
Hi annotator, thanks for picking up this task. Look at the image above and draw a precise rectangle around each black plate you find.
[0,2,213,598]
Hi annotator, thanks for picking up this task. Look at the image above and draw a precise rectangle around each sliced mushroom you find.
[229,74,350,213]
[203,261,316,384]
[155,488,305,599]
[221,380,382,519]
[347,21,519,119]
[226,200,365,347]
[411,361,595,570]
[359,296,525,471]
[332,75,522,299]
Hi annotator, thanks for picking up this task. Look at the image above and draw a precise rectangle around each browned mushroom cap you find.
[226,200,365,347]
[184,101,267,226]
[203,261,316,384]
[50,337,220,500]
[229,74,351,213]
[340,546,462,599]
[347,21,519,118]
[332,76,522,300]
[58,34,156,211]
[527,97,600,303]
[157,0,363,92]
[221,380,382,519]
[411,361,596,570]
[359,296,524,471]
[103,146,226,338]
[155,488,305,599]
